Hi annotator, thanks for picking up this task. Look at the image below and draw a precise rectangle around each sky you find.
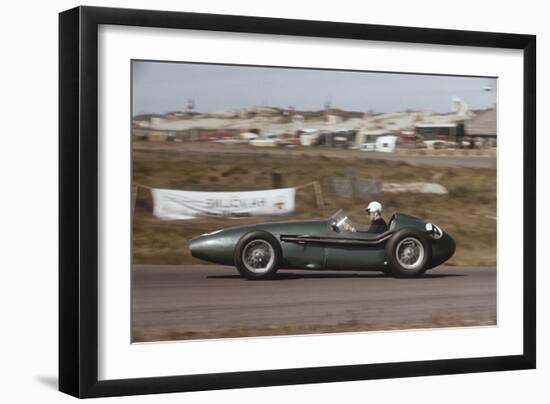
[132,60,497,116]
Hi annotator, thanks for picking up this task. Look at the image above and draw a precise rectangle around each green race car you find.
[189,209,456,279]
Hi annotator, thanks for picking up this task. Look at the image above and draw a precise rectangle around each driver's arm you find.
[344,222,356,232]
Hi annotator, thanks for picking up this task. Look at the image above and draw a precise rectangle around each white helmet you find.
[365,201,382,214]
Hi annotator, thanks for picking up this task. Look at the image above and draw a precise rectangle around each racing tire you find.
[385,228,431,278]
[234,231,281,280]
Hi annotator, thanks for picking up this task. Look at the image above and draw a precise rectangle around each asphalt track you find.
[132,265,496,342]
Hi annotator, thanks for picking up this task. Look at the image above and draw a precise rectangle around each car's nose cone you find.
[189,236,209,260]
[189,232,232,263]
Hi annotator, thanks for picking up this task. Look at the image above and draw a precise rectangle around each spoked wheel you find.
[386,228,431,277]
[396,237,425,270]
[234,231,281,280]
[242,240,275,274]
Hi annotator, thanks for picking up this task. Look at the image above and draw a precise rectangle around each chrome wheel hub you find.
[242,240,275,274]
[396,237,425,270]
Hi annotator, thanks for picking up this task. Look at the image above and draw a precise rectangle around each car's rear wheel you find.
[234,231,281,280]
[385,228,431,277]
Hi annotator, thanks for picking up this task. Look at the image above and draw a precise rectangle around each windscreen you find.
[329,209,357,232]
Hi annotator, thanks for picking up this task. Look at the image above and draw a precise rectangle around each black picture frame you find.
[59,6,536,398]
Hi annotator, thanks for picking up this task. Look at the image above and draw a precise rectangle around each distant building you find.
[326,114,342,125]
[239,132,259,140]
[375,135,399,153]
[298,129,320,146]
[415,123,465,142]
[355,129,387,148]
[147,131,169,142]
[199,131,237,141]
[398,131,424,148]
[317,130,356,148]
[464,108,497,138]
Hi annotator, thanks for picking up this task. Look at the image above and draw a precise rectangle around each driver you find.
[365,201,387,233]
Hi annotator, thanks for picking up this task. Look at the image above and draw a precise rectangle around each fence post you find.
[312,181,324,208]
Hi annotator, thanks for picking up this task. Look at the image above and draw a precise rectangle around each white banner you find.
[151,187,296,220]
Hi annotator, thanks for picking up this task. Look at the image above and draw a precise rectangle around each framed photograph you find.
[59,6,536,398]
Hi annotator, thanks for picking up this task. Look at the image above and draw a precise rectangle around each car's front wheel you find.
[234,231,281,280]
[385,228,431,277]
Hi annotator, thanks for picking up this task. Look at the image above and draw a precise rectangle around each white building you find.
[375,135,399,153]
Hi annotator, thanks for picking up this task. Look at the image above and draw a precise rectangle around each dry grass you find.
[133,142,496,266]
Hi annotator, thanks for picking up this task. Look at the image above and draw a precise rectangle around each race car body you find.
[189,210,455,279]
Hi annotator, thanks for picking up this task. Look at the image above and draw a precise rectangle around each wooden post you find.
[296,181,324,208]
[312,181,324,208]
